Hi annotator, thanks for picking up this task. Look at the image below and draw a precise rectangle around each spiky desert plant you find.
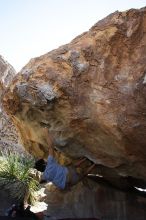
[0,151,39,204]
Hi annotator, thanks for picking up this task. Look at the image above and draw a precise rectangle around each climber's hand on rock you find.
[43,127,49,137]
[43,127,54,152]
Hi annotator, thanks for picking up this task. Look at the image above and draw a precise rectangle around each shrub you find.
[0,151,39,204]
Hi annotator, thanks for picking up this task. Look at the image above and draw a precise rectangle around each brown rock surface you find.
[43,178,146,220]
[2,8,146,185]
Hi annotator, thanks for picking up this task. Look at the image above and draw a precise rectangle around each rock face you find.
[2,8,146,186]
[43,178,146,220]
[0,56,24,153]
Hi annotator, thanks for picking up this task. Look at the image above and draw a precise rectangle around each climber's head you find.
[34,158,47,172]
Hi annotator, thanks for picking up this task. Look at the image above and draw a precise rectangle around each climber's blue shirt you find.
[42,155,68,189]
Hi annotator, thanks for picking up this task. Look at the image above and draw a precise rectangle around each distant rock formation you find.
[0,56,15,87]
[2,6,146,203]
[0,56,24,153]
[0,55,16,108]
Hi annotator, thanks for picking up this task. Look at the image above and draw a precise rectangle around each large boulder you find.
[2,7,146,185]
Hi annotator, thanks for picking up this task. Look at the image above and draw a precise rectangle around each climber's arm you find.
[43,127,54,157]
[49,146,54,157]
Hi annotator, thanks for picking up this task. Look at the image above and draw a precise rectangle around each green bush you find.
[0,151,39,204]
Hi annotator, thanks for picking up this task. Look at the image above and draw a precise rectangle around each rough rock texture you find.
[2,8,146,186]
[43,178,146,220]
[0,56,24,153]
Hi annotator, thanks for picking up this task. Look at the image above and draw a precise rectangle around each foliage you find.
[0,151,39,204]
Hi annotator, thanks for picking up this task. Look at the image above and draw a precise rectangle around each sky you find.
[0,0,146,72]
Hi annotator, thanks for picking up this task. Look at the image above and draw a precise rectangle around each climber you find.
[34,128,95,190]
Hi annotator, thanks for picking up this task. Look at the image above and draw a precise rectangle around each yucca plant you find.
[0,151,39,204]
